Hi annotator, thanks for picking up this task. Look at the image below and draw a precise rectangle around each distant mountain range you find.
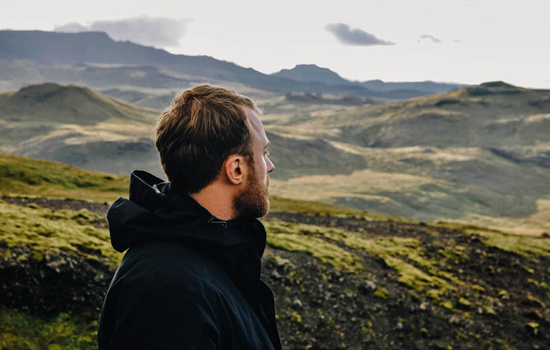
[272,64,467,96]
[0,30,465,102]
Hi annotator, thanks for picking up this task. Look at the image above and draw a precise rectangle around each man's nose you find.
[267,158,275,173]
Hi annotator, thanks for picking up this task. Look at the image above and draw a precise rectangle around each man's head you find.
[155,84,274,218]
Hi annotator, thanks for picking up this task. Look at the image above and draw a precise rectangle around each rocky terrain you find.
[2,191,550,349]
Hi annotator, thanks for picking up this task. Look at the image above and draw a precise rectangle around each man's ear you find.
[223,154,246,185]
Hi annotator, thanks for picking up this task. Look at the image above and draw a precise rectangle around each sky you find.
[2,0,550,88]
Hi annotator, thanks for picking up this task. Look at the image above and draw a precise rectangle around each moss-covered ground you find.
[2,155,550,349]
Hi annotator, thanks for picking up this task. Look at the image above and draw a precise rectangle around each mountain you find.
[272,64,351,86]
[0,30,377,98]
[2,154,550,349]
[0,30,466,104]
[271,64,467,98]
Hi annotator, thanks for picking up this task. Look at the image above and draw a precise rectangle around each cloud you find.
[55,16,192,47]
[417,34,442,44]
[325,23,394,46]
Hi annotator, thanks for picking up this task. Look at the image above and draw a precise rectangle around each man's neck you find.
[190,183,237,221]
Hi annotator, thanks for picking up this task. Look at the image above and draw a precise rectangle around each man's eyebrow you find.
[265,141,271,149]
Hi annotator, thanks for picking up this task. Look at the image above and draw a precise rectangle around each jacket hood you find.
[107,170,267,259]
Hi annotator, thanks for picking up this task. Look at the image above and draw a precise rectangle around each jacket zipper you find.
[207,216,228,228]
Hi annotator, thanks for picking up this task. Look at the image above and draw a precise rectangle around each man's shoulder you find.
[115,239,220,292]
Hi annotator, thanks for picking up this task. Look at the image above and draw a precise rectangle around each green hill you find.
[264,82,550,236]
[0,83,157,125]
[1,155,550,349]
[0,83,163,176]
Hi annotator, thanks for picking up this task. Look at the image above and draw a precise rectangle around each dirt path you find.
[2,196,110,216]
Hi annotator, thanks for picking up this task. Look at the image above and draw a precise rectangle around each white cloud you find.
[55,15,192,47]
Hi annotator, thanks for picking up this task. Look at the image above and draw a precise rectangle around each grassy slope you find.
[2,156,550,349]
[0,83,158,125]
[0,154,128,203]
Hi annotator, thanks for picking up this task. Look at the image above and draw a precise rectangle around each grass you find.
[0,200,120,265]
[0,307,97,350]
[465,228,550,259]
[0,153,128,203]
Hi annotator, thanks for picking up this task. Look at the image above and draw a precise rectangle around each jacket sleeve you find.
[107,278,220,350]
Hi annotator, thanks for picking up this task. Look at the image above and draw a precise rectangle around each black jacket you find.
[98,170,282,350]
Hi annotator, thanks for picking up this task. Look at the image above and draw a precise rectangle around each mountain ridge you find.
[271,63,468,96]
[0,30,464,100]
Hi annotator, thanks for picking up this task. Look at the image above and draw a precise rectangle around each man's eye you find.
[264,150,270,156]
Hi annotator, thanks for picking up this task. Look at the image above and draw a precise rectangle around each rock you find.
[293,298,303,308]
[359,280,377,294]
[270,270,282,280]
[396,322,403,330]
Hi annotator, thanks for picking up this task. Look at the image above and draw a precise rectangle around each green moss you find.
[384,256,455,295]
[440,300,454,310]
[420,328,430,338]
[426,288,445,301]
[265,223,362,273]
[374,287,389,299]
[526,322,540,336]
[472,285,486,293]
[465,228,550,259]
[526,294,546,308]
[290,311,302,324]
[497,289,508,298]
[457,298,474,310]
[0,307,97,350]
[0,201,120,266]
[265,219,463,300]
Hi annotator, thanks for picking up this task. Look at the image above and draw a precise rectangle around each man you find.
[98,84,281,349]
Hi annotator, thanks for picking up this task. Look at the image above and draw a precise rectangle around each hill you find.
[0,83,156,125]
[264,82,550,235]
[2,82,550,235]
[1,155,550,349]
[0,83,379,180]
[0,83,162,176]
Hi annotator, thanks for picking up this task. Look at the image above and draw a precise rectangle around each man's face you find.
[233,107,274,218]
